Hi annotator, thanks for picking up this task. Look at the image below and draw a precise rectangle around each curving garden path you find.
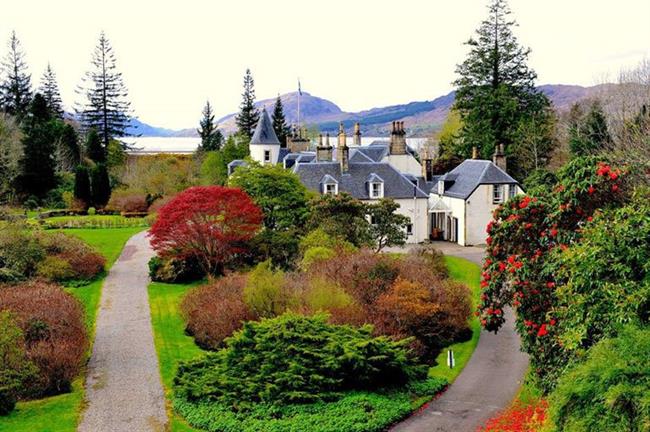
[78,231,168,432]
[390,242,529,432]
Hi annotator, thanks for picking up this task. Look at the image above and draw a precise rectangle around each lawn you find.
[0,227,145,432]
[148,254,482,432]
[149,281,204,432]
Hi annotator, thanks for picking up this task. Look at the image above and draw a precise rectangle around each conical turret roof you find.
[250,109,280,146]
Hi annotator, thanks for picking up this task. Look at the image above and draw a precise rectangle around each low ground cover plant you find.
[0,281,87,400]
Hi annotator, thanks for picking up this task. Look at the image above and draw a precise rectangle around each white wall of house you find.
[384,154,423,177]
[364,197,429,244]
[250,145,280,165]
[465,184,523,245]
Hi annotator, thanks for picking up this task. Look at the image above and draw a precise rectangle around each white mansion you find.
[229,109,522,246]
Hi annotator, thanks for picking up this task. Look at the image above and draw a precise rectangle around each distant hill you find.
[132,84,608,138]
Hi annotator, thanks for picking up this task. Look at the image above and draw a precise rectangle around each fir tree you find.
[39,63,64,119]
[453,0,551,168]
[58,124,80,171]
[235,69,259,139]
[15,94,57,197]
[90,163,110,207]
[0,31,32,117]
[85,128,106,163]
[73,165,91,206]
[197,100,223,151]
[271,95,290,147]
[569,100,611,156]
[75,31,133,150]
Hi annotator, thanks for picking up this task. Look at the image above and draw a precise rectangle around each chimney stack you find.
[338,122,346,148]
[353,122,361,146]
[472,146,478,159]
[390,120,407,155]
[493,144,507,172]
[316,133,333,162]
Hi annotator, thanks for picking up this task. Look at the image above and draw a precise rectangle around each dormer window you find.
[264,150,271,163]
[324,183,338,195]
[493,185,504,204]
[320,174,339,195]
[366,173,384,199]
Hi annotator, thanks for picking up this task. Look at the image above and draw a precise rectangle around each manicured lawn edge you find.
[148,254,481,432]
[0,227,145,432]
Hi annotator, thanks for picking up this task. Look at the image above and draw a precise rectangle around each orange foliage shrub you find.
[0,281,87,397]
[181,274,256,350]
[106,189,149,213]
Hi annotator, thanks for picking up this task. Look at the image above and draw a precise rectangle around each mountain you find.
[132,84,608,138]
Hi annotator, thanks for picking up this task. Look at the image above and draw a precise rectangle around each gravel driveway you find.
[78,231,167,432]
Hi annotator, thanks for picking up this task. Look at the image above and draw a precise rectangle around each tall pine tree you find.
[39,63,64,119]
[453,0,551,171]
[16,94,57,198]
[0,31,32,117]
[85,128,106,163]
[272,95,290,147]
[76,31,133,150]
[235,69,259,139]
[197,100,223,151]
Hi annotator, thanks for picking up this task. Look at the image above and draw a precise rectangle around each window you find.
[493,185,504,204]
[509,184,517,199]
[263,150,271,163]
[406,223,413,236]
[438,180,445,195]
[324,183,338,195]
[370,182,383,199]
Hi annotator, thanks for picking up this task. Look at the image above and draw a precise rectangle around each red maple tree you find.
[149,186,263,275]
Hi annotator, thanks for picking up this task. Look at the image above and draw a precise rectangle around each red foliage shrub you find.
[0,281,87,397]
[106,189,149,213]
[181,274,256,350]
[37,232,105,280]
[478,398,548,432]
[150,186,263,275]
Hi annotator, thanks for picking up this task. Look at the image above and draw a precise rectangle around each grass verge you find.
[0,227,145,432]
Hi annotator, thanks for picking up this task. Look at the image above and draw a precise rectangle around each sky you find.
[2,0,649,129]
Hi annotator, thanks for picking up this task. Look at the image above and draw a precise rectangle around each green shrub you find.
[0,225,45,282]
[304,277,352,312]
[87,207,96,216]
[0,311,37,415]
[299,228,355,254]
[36,256,74,281]
[174,313,426,407]
[42,215,150,229]
[549,326,650,432]
[243,260,293,318]
[148,255,205,283]
[300,246,336,270]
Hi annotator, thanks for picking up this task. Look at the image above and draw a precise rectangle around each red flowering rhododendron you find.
[149,186,263,275]
[477,157,630,389]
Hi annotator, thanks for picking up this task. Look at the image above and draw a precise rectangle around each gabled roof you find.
[351,146,389,162]
[294,161,428,200]
[320,174,338,184]
[435,159,518,199]
[250,109,280,146]
[366,173,384,183]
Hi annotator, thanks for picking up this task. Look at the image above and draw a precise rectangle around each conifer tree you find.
[235,69,259,139]
[90,163,110,207]
[197,100,223,151]
[0,31,32,117]
[453,0,551,167]
[58,124,80,171]
[39,63,64,119]
[85,128,106,163]
[16,94,57,197]
[76,32,133,150]
[73,165,91,206]
[272,95,290,147]
[569,100,611,156]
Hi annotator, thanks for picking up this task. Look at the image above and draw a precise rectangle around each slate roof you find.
[250,109,280,146]
[435,159,518,199]
[278,147,290,161]
[293,161,428,200]
[350,146,389,163]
